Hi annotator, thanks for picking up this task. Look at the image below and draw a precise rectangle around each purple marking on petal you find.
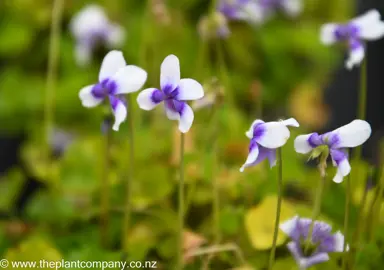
[308,133,322,148]
[324,132,340,148]
[162,83,176,96]
[165,99,186,114]
[253,123,266,139]
[109,95,119,110]
[91,84,105,98]
[151,89,165,103]
[245,146,276,168]
[334,23,360,41]
[330,149,347,165]
[349,38,363,51]
[92,78,118,99]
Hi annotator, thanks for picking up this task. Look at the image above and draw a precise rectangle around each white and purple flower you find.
[294,120,371,183]
[218,0,302,24]
[136,55,204,133]
[321,9,384,69]
[70,5,126,66]
[280,216,346,269]
[79,50,147,131]
[240,118,299,172]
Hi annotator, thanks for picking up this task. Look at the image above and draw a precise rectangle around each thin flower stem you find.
[216,40,233,106]
[342,173,351,270]
[122,95,135,251]
[101,119,112,248]
[177,133,185,269]
[304,173,326,253]
[268,148,283,270]
[44,0,64,183]
[212,109,220,244]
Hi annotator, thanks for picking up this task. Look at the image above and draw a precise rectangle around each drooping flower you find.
[294,120,371,183]
[240,118,299,172]
[280,216,346,269]
[136,55,204,133]
[320,9,384,69]
[79,50,147,131]
[218,0,302,24]
[70,5,126,66]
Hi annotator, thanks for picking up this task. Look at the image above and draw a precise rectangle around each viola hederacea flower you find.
[136,55,204,133]
[321,9,384,69]
[240,118,299,172]
[218,0,302,24]
[294,120,371,183]
[79,50,147,131]
[70,4,126,66]
[280,216,346,269]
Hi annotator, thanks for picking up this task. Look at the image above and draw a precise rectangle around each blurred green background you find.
[0,0,383,269]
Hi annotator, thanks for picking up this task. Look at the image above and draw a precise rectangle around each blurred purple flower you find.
[70,5,126,66]
[240,118,299,172]
[280,216,346,269]
[295,120,371,183]
[79,51,147,131]
[321,10,384,69]
[218,0,302,24]
[137,55,204,133]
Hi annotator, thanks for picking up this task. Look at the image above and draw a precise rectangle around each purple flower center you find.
[91,78,117,99]
[150,83,180,104]
[334,23,360,41]
[166,99,185,114]
[307,132,340,149]
[253,123,266,139]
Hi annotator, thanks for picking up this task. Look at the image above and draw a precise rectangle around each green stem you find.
[177,133,185,269]
[123,95,135,251]
[44,0,64,181]
[342,174,351,270]
[268,148,283,270]
[358,57,367,120]
[215,40,232,106]
[304,173,326,252]
[212,112,220,244]
[101,119,112,248]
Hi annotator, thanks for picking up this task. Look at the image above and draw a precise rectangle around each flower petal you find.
[294,134,316,154]
[99,50,126,82]
[109,96,127,131]
[137,88,163,110]
[178,103,194,133]
[245,119,265,139]
[333,119,371,148]
[281,118,300,127]
[165,100,180,121]
[333,160,350,183]
[302,252,330,269]
[74,44,92,67]
[281,0,302,17]
[320,23,338,45]
[332,231,348,252]
[240,141,259,172]
[113,65,147,94]
[353,9,384,40]
[160,54,180,90]
[106,24,126,47]
[79,84,103,107]
[280,216,299,239]
[345,40,365,70]
[176,79,204,101]
[255,122,290,148]
[267,148,277,168]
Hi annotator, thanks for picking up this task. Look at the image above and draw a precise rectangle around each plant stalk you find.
[177,133,185,269]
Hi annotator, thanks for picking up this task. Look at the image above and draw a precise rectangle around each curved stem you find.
[268,148,283,270]
[342,174,351,269]
[44,0,64,183]
[123,95,135,251]
[177,133,185,269]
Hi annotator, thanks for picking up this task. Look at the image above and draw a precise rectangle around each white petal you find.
[99,50,126,81]
[280,215,299,236]
[282,0,302,17]
[294,134,314,154]
[338,158,351,176]
[320,23,338,45]
[106,24,126,47]
[256,122,290,148]
[353,10,382,39]
[178,103,194,133]
[333,171,344,183]
[345,45,365,70]
[165,103,180,121]
[79,85,103,107]
[112,100,127,131]
[70,5,108,39]
[333,231,348,252]
[281,118,300,127]
[74,44,92,67]
[242,2,264,24]
[333,120,371,148]
[137,88,161,110]
[245,120,265,139]
[113,65,147,94]
[240,143,259,172]
[176,79,204,101]
[160,54,180,89]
